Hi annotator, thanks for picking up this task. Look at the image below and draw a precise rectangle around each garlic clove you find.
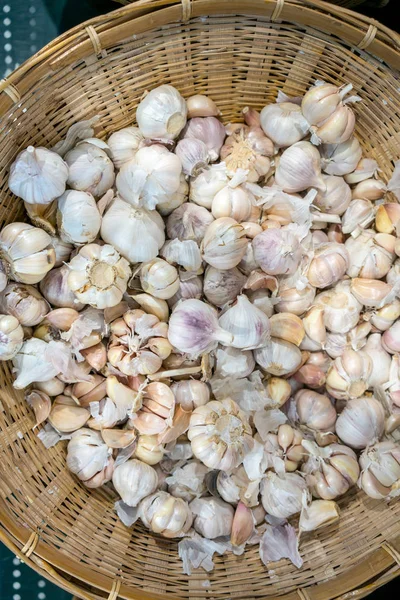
[359,469,390,500]
[101,428,137,449]
[254,338,302,376]
[48,394,90,433]
[320,136,362,177]
[230,502,255,546]
[352,178,386,201]
[25,389,51,426]
[295,389,337,432]
[45,308,79,331]
[34,377,65,397]
[135,434,164,465]
[269,313,305,346]
[69,374,107,407]
[299,499,340,532]
[350,278,392,308]
[186,94,220,118]
[81,342,107,371]
[375,203,400,234]
[131,293,169,322]
[64,141,115,198]
[140,258,179,300]
[158,405,192,445]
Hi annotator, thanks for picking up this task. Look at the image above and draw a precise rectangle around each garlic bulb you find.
[133,382,174,435]
[364,334,391,387]
[345,230,395,279]
[218,295,270,350]
[183,117,226,161]
[314,175,351,215]
[112,459,158,507]
[57,190,101,245]
[67,428,113,486]
[212,466,259,507]
[139,490,192,538]
[301,82,351,127]
[107,127,143,168]
[189,163,229,209]
[335,396,385,449]
[67,243,131,309]
[275,283,316,316]
[341,199,375,235]
[167,202,214,243]
[295,389,337,432]
[299,499,340,532]
[302,441,359,500]
[190,497,234,539]
[254,338,302,376]
[0,222,55,284]
[0,314,23,360]
[157,173,188,216]
[214,345,255,379]
[262,424,305,472]
[1,283,49,326]
[101,197,165,263]
[326,349,372,400]
[313,281,362,334]
[175,138,209,177]
[49,394,90,433]
[202,217,247,270]
[253,228,302,275]
[167,272,203,309]
[64,141,115,197]
[350,278,393,308]
[260,102,309,147]
[261,471,308,518]
[212,184,253,222]
[136,85,187,140]
[140,258,179,300]
[40,265,84,310]
[9,146,68,205]
[186,94,220,118]
[320,137,362,176]
[306,243,349,289]
[116,145,182,210]
[171,380,210,411]
[220,124,273,182]
[188,398,253,470]
[203,266,246,308]
[12,338,59,388]
[275,141,325,192]
[358,441,400,499]
[382,320,400,354]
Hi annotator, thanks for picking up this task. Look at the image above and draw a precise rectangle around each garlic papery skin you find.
[40,265,84,310]
[382,320,400,354]
[212,185,253,222]
[107,127,144,168]
[352,178,386,201]
[295,390,337,432]
[186,94,220,118]
[320,137,362,176]
[306,243,349,289]
[220,124,273,182]
[140,258,179,300]
[363,334,391,388]
[189,163,229,209]
[301,441,359,500]
[203,266,246,308]
[310,104,355,146]
[350,278,393,308]
[188,398,253,471]
[175,138,209,176]
[371,300,400,331]
[166,461,208,502]
[387,259,400,287]
[314,175,351,215]
[299,499,340,532]
[67,428,113,485]
[101,197,165,263]
[202,217,247,270]
[358,441,400,499]
[261,471,308,519]
[24,201,57,235]
[183,117,226,162]
[326,349,372,400]
[345,230,395,279]
[57,190,101,245]
[247,289,275,318]
[253,228,302,275]
[190,497,234,539]
[335,396,385,449]
[254,338,302,376]
[113,459,158,507]
[0,314,23,360]
[116,145,182,210]
[12,338,59,388]
[314,281,362,334]
[140,490,192,538]
[214,345,255,379]
[0,222,55,284]
[260,102,310,148]
[170,380,210,411]
[136,85,187,140]
[167,202,214,243]
[0,283,49,326]
[9,146,68,205]
[275,141,325,192]
[275,283,316,316]
[64,141,115,197]
[341,199,375,235]
[67,244,131,309]
[218,295,270,350]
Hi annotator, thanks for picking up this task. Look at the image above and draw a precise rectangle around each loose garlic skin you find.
[190,497,234,539]
[314,175,351,215]
[345,230,395,279]
[140,258,179,300]
[64,142,115,198]
[0,222,55,284]
[254,338,302,376]
[202,217,247,270]
[214,345,255,379]
[295,390,337,433]
[0,283,49,326]
[306,243,349,289]
[253,229,302,275]
[260,102,310,147]
[67,244,131,309]
[358,441,400,499]
[107,127,144,168]
[57,190,101,246]
[188,398,253,471]
[0,315,24,360]
[326,349,372,400]
[171,380,210,411]
[113,459,158,507]
[136,85,187,141]
[261,471,308,519]
[140,491,192,538]
[335,396,385,449]
[275,141,325,192]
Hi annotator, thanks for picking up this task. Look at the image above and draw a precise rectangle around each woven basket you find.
[115,0,391,8]
[0,1,399,599]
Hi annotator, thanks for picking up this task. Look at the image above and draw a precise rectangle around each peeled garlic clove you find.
[275,141,325,193]
[335,396,385,449]
[140,258,179,300]
[57,190,101,245]
[186,94,220,118]
[101,429,137,449]
[49,394,90,433]
[107,126,143,168]
[81,342,107,371]
[0,283,49,327]
[132,293,169,322]
[295,389,337,432]
[40,265,85,310]
[218,294,270,350]
[113,459,158,507]
[350,278,392,308]
[9,146,68,205]
[320,136,362,177]
[136,85,187,140]
[254,337,302,376]
[270,313,305,346]
[35,377,65,397]
[64,141,115,198]
[171,380,210,411]
[253,228,302,275]
[299,500,340,532]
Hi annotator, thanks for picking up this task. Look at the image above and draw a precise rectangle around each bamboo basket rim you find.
[0,1,399,599]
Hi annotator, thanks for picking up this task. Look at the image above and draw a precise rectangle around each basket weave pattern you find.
[0,1,399,599]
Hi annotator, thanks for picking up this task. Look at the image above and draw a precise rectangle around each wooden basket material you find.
[0,1,399,600]
[113,0,391,7]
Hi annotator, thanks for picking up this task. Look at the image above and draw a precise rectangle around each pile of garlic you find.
[2,82,400,575]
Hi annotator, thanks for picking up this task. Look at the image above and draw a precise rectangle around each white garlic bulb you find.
[253,228,302,275]
[295,389,337,432]
[218,295,270,350]
[188,398,253,470]
[189,163,228,209]
[254,337,302,376]
[136,85,187,140]
[1,283,49,326]
[313,280,362,334]
[157,173,188,216]
[9,146,68,205]
[306,243,349,289]
[57,190,101,245]
[140,258,179,300]
[335,396,385,449]
[211,184,253,222]
[113,459,158,507]
[168,299,233,356]
[202,217,247,270]
[359,441,400,499]
[314,175,351,215]
[320,137,362,176]
[275,141,325,192]
[0,314,23,360]
[116,145,182,210]
[260,102,310,147]
[12,338,59,388]
[67,243,131,309]
[67,428,113,485]
[107,126,143,168]
[101,197,165,263]
[190,497,234,539]
[214,345,255,379]
[40,265,84,310]
[301,82,349,126]
[261,471,308,518]
[203,266,246,308]
[182,117,226,161]
[64,141,115,197]
[139,490,192,538]
[345,230,395,279]
[171,380,210,411]
[0,222,55,284]
[175,138,209,176]
[221,124,273,182]
[167,202,214,243]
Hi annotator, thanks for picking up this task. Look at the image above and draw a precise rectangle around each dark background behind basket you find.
[0,0,398,599]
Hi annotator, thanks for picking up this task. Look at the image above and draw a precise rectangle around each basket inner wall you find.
[0,13,399,600]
